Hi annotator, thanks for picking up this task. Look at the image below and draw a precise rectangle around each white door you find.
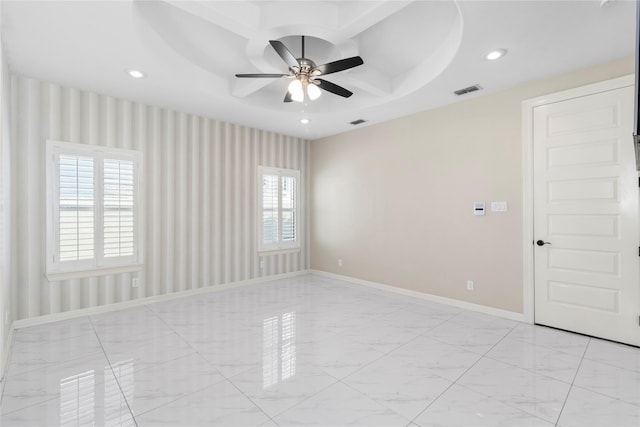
[533,83,640,346]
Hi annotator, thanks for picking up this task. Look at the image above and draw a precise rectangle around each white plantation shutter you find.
[103,159,135,259]
[47,140,141,275]
[281,175,297,243]
[258,166,300,252]
[262,174,279,246]
[58,154,95,263]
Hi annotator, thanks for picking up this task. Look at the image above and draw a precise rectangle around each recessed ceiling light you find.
[484,49,507,61]
[126,69,146,79]
[300,118,310,124]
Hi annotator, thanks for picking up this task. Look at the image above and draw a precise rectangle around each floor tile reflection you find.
[1,274,639,426]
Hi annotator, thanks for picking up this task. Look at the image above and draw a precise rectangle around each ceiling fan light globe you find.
[307,84,321,100]
[288,79,304,102]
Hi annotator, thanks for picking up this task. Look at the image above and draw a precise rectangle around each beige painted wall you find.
[310,56,634,314]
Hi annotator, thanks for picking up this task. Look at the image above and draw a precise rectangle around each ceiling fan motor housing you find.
[295,58,317,76]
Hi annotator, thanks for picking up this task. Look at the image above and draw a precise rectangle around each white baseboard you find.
[1,324,15,382]
[11,268,524,332]
[12,270,310,330]
[310,270,525,322]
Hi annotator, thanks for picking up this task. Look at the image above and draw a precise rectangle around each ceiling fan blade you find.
[269,40,300,70]
[235,73,289,78]
[315,79,353,98]
[283,91,293,103]
[313,56,363,76]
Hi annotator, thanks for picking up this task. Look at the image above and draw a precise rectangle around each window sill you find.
[46,264,144,282]
[258,247,301,257]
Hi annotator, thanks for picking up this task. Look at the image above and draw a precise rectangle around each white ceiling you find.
[1,0,636,140]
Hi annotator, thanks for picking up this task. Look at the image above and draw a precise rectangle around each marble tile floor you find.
[1,274,639,426]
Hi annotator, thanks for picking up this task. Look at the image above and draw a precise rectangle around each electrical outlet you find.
[132,278,139,288]
[466,280,474,291]
[338,259,343,267]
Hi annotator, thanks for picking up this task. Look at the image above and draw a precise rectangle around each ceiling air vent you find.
[350,119,367,125]
[454,85,482,96]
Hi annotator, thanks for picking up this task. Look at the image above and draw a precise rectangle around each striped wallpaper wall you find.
[9,74,310,320]
[1,12,10,370]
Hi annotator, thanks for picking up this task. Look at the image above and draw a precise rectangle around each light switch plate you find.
[491,201,508,212]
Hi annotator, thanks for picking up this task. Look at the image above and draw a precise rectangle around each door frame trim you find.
[521,74,635,324]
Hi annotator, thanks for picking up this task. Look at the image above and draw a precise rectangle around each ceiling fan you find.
[235,36,364,103]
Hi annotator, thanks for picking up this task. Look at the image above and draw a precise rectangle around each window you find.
[46,140,142,277]
[258,166,300,253]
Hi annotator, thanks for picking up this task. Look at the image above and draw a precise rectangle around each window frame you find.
[257,166,301,254]
[45,140,143,280]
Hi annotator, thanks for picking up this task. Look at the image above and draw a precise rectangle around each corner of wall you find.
[0,0,15,380]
